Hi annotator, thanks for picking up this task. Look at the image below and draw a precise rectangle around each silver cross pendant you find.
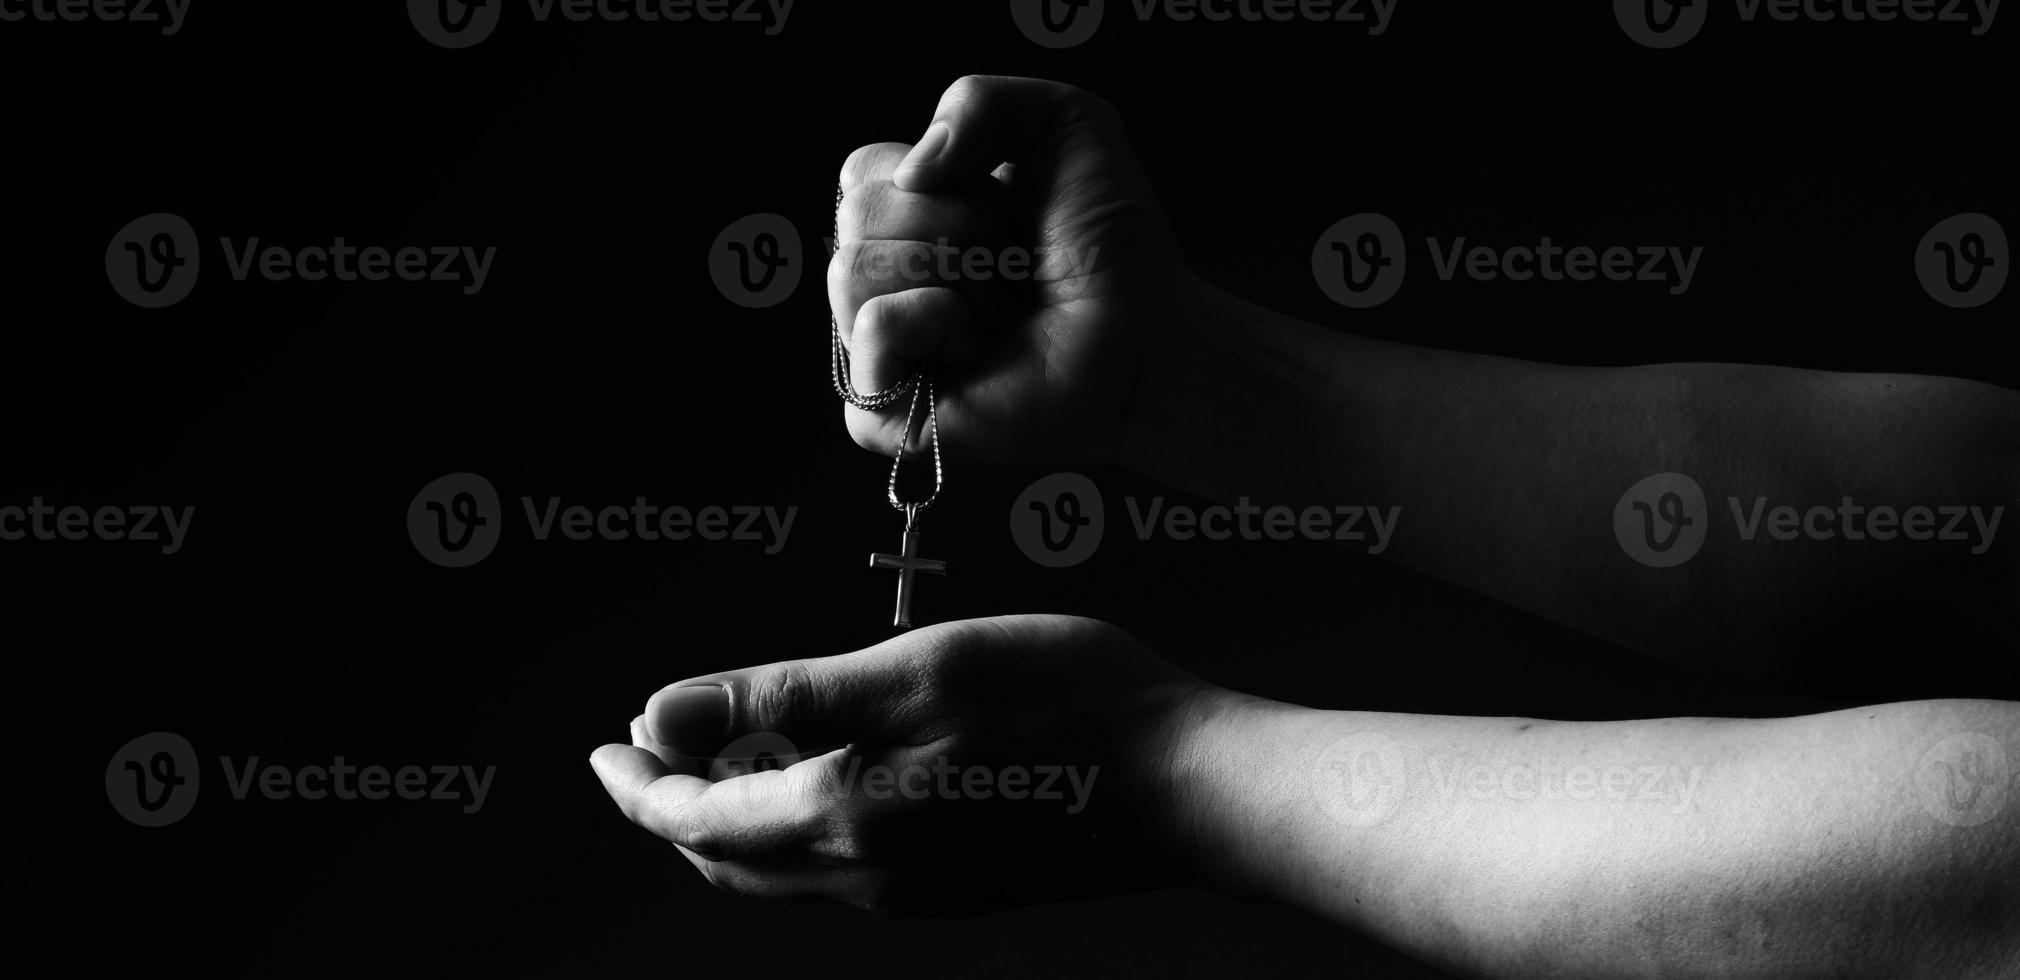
[870,502,946,629]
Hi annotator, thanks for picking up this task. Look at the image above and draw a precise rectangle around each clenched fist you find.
[831,75,1193,461]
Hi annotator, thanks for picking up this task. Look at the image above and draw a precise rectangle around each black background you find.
[6,1,2011,976]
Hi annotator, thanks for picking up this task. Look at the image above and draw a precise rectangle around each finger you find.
[829,239,966,350]
[894,75,1105,192]
[839,142,910,193]
[836,178,996,252]
[589,743,711,842]
[644,634,944,757]
[631,713,693,773]
[848,287,984,396]
[657,747,859,861]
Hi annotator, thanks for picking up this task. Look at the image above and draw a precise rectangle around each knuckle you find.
[844,410,900,456]
[829,241,891,306]
[834,179,889,243]
[673,808,728,859]
[854,291,937,354]
[840,142,906,190]
[944,74,989,106]
[832,240,908,289]
[745,660,813,733]
[852,292,892,341]
[827,240,864,296]
[812,809,874,864]
[905,622,996,700]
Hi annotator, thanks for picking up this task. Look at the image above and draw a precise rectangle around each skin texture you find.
[827,74,2020,677]
[589,75,2020,976]
[591,615,2020,979]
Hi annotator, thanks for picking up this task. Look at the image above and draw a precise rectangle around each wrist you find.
[1143,683,1296,899]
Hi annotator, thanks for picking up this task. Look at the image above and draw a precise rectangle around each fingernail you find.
[650,683,732,750]
[902,123,951,172]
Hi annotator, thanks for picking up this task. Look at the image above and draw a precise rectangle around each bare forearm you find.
[1119,282,2020,667]
[1160,693,2020,979]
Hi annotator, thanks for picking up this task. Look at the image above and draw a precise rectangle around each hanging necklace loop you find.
[887,372,943,513]
[830,183,925,411]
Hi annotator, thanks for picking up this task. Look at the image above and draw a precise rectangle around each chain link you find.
[830,183,925,410]
[887,372,942,513]
[828,182,942,511]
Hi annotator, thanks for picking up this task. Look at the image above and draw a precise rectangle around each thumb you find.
[894,75,1108,193]
[644,636,939,759]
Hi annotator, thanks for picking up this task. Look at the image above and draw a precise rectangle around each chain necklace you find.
[829,184,946,629]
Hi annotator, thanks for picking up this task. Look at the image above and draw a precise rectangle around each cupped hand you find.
[589,614,1218,916]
